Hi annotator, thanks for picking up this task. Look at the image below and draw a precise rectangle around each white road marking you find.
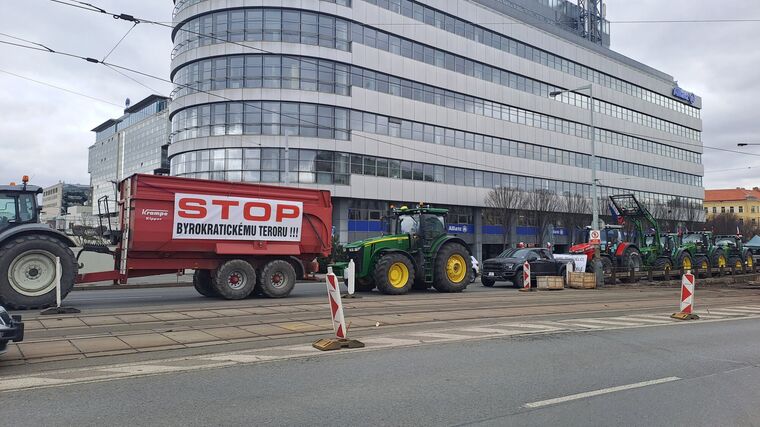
[408,332,475,340]
[558,321,606,329]
[700,310,748,316]
[458,327,528,334]
[609,316,672,324]
[562,318,646,327]
[523,376,681,408]
[496,322,566,332]
[710,307,760,314]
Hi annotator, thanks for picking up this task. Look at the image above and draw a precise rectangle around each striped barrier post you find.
[671,271,699,320]
[519,261,531,292]
[313,267,365,350]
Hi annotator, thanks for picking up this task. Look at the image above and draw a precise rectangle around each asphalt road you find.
[4,316,760,426]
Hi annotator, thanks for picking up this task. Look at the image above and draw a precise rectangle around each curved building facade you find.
[169,0,704,259]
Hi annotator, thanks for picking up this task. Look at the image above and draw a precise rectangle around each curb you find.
[72,282,193,292]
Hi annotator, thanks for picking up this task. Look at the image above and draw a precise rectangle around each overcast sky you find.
[0,0,758,190]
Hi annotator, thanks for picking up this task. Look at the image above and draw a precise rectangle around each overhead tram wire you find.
[44,0,739,162]
[0,34,646,190]
[0,68,122,107]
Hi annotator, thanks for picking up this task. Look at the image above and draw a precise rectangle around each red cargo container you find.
[78,174,332,299]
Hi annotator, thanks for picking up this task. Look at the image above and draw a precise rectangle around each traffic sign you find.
[589,229,601,245]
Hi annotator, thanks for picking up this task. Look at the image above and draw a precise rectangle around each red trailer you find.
[78,174,332,300]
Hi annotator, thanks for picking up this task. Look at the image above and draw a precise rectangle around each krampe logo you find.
[142,209,169,221]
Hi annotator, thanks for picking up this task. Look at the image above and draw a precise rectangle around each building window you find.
[739,206,744,213]
[730,206,734,213]
[712,207,717,213]
[753,206,757,213]
[721,207,726,213]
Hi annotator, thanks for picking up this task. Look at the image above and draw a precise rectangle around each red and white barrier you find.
[325,267,347,339]
[313,267,365,350]
[520,261,531,292]
[680,272,695,314]
[671,272,699,320]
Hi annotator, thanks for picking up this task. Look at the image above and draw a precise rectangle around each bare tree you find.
[705,212,743,235]
[485,187,525,249]
[526,189,562,245]
[561,193,591,244]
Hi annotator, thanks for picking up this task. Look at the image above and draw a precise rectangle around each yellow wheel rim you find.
[736,259,743,269]
[701,260,709,269]
[446,254,467,283]
[388,262,409,289]
[718,255,727,268]
[682,257,692,270]
[748,257,754,268]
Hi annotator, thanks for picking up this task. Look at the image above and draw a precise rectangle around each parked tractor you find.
[0,177,78,309]
[715,235,754,271]
[568,225,642,276]
[331,206,472,295]
[609,194,688,272]
[681,231,728,275]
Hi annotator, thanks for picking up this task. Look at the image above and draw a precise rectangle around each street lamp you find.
[550,84,603,285]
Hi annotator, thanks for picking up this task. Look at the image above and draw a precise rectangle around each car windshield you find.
[497,248,533,259]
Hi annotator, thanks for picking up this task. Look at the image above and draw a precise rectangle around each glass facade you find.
[170,147,702,211]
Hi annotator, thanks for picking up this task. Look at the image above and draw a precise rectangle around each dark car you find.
[481,248,570,288]
[0,305,24,355]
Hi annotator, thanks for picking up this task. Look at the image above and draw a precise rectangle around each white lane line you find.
[407,332,475,340]
[700,310,748,316]
[495,322,566,332]
[563,318,646,326]
[523,376,681,409]
[458,327,527,334]
[558,321,606,329]
[710,308,760,314]
[609,316,673,324]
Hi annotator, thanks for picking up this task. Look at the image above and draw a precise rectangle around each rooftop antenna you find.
[125,98,131,108]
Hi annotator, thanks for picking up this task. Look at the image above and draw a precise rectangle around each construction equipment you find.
[715,235,754,271]
[331,205,472,295]
[568,225,642,277]
[0,174,333,309]
[609,194,688,272]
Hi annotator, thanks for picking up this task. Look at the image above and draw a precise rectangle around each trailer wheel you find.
[259,260,296,298]
[192,270,218,297]
[432,243,471,293]
[213,260,257,299]
[0,234,77,309]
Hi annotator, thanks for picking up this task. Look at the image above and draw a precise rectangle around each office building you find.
[168,0,703,258]
[40,183,90,224]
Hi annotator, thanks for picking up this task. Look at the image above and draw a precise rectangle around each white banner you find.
[554,254,586,272]
[172,193,303,241]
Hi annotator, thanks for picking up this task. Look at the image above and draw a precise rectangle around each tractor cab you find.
[682,231,711,251]
[0,177,41,233]
[570,225,623,260]
[392,206,448,250]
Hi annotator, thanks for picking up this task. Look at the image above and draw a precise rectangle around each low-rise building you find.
[40,183,90,224]
[704,188,760,227]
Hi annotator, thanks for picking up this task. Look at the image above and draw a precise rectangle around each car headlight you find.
[505,263,514,270]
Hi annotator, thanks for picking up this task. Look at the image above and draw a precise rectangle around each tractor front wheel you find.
[433,243,472,293]
[728,256,743,274]
[619,248,643,283]
[374,253,415,295]
[676,252,693,272]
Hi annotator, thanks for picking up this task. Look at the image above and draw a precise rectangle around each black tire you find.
[374,253,415,295]
[0,234,77,310]
[710,249,727,269]
[588,256,613,275]
[694,255,710,278]
[213,259,257,299]
[744,251,755,271]
[728,256,743,274]
[676,252,693,272]
[354,277,375,292]
[193,269,218,297]
[432,243,472,293]
[514,269,525,288]
[259,260,297,298]
[481,277,496,287]
[618,247,642,283]
[653,257,673,278]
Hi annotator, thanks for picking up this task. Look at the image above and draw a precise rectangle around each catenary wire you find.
[0,68,123,107]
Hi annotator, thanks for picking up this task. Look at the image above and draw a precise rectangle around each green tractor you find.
[609,194,689,272]
[681,231,728,275]
[331,206,472,295]
[714,235,754,271]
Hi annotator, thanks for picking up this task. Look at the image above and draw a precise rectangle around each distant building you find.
[88,94,170,214]
[40,183,90,223]
[705,188,760,227]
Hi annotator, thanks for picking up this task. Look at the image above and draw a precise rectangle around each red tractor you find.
[569,225,643,278]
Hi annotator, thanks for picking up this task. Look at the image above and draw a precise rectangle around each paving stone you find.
[71,337,131,353]
[0,344,23,361]
[209,309,250,317]
[80,316,124,326]
[275,321,325,332]
[116,314,159,324]
[162,330,219,344]
[20,320,44,330]
[180,311,221,319]
[239,324,292,336]
[204,327,258,340]
[39,318,87,329]
[119,333,179,349]
[152,312,193,321]
[17,341,80,359]
[238,307,280,315]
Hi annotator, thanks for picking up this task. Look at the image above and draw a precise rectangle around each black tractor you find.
[0,177,78,309]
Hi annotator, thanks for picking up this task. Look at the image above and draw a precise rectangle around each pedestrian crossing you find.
[2,305,759,393]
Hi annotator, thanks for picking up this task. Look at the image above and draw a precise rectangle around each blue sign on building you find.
[448,224,474,234]
[672,87,696,105]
